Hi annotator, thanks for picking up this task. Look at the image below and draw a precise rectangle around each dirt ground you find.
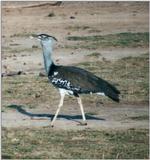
[2,104,149,130]
[2,2,149,130]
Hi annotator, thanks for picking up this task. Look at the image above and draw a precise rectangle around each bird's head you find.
[31,34,57,47]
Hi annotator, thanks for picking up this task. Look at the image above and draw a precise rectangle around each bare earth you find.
[2,2,149,130]
[2,104,149,130]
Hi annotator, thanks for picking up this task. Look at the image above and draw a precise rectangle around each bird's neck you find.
[42,45,54,74]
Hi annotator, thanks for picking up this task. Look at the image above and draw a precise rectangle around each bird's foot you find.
[78,122,87,126]
[50,122,54,127]
[51,125,54,128]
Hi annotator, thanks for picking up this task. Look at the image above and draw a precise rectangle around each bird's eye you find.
[42,35,48,40]
[37,34,50,40]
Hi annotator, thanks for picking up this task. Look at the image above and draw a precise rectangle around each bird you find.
[31,33,120,127]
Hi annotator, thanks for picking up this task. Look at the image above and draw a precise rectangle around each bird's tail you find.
[104,82,120,102]
[99,81,120,102]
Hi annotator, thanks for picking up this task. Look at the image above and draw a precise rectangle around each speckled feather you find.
[48,64,120,101]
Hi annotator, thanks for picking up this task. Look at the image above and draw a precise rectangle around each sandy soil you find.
[2,2,149,129]
[2,104,148,130]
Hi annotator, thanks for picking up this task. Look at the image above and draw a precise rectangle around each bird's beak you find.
[29,34,40,41]
[52,37,58,42]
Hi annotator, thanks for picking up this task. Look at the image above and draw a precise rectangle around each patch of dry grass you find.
[77,53,149,103]
[129,115,149,120]
[66,25,90,31]
[2,127,149,159]
[2,47,40,58]
[10,33,35,38]
[66,32,149,49]
[2,53,149,113]
[2,75,58,111]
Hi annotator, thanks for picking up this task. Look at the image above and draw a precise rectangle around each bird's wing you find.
[51,66,120,97]
[50,66,97,92]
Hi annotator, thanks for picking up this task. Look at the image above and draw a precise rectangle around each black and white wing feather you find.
[48,65,120,102]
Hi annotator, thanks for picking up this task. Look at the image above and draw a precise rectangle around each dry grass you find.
[2,53,149,113]
[2,31,149,159]
[66,32,149,49]
[2,127,149,159]
[77,53,149,103]
[2,3,149,159]
[2,75,58,111]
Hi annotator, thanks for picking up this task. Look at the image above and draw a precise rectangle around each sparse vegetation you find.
[67,32,149,49]
[2,127,148,159]
[77,53,149,103]
[2,46,40,58]
[88,29,102,33]
[2,75,57,111]
[86,112,98,116]
[10,33,35,38]
[87,52,101,58]
[32,45,39,48]
[47,12,55,17]
[2,53,149,113]
[5,47,40,54]
[2,1,149,159]
[66,25,90,31]
[129,115,149,120]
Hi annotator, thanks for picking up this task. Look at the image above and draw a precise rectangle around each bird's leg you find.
[51,92,65,127]
[77,97,87,125]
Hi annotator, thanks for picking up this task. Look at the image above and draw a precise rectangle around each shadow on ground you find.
[7,104,105,124]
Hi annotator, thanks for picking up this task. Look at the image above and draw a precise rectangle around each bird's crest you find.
[32,34,57,41]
